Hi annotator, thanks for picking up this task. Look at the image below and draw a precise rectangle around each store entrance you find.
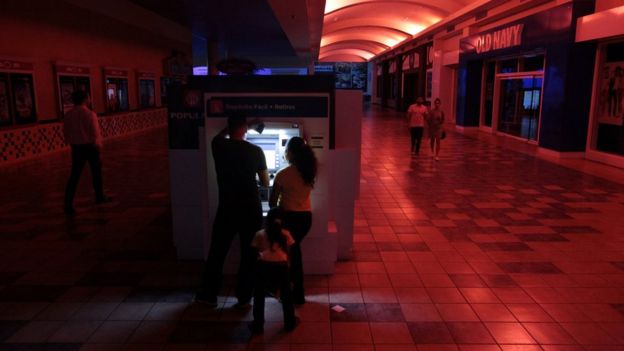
[403,72,418,111]
[497,75,542,141]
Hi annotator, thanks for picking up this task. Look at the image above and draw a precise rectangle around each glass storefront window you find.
[522,55,545,72]
[499,59,518,73]
[591,41,624,156]
[483,61,496,127]
[389,74,396,99]
[498,76,542,141]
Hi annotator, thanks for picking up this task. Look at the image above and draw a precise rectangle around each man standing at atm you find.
[196,114,270,308]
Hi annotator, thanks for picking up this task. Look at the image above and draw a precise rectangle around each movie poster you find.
[11,74,36,124]
[139,79,156,108]
[59,76,75,114]
[0,74,11,125]
[76,77,92,110]
[597,62,624,126]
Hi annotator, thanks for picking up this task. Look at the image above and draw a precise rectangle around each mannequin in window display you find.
[608,66,623,117]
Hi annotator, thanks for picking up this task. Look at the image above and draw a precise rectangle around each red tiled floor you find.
[472,304,517,322]
[1,104,624,350]
[370,322,414,344]
[485,322,536,344]
[331,322,373,344]
[506,304,554,322]
[522,322,576,345]
[436,304,479,322]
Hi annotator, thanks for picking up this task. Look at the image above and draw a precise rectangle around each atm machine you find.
[168,76,361,275]
[246,122,302,214]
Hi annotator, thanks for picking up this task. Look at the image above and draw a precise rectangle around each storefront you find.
[456,3,595,152]
[373,42,432,111]
[577,3,624,168]
[400,43,432,111]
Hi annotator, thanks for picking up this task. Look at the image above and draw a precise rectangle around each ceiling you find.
[128,0,481,67]
[320,0,480,62]
[129,0,326,68]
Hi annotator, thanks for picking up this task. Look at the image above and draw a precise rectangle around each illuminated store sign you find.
[475,24,523,54]
[460,4,573,58]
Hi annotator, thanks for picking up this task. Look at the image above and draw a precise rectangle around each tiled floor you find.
[1,105,624,350]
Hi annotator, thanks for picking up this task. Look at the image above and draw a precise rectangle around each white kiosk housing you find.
[167,76,361,274]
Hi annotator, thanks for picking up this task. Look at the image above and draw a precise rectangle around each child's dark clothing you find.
[252,261,296,330]
[251,228,296,331]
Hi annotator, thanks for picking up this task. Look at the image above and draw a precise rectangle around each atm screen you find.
[250,137,278,171]
[246,123,301,174]
[263,149,276,170]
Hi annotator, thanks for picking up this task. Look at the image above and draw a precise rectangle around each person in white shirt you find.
[63,90,110,214]
[249,207,298,334]
[406,97,428,155]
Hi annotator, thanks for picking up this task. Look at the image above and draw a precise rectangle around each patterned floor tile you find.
[0,104,623,350]
[498,263,563,274]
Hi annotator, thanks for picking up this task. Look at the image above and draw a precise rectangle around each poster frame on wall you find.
[0,58,37,127]
[103,67,130,113]
[0,73,11,126]
[55,63,93,119]
[10,73,37,124]
[137,71,157,108]
[596,60,624,126]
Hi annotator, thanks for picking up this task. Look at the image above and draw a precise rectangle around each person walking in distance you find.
[269,136,317,305]
[249,207,298,334]
[407,97,428,156]
[196,114,269,308]
[63,90,110,215]
[427,98,445,161]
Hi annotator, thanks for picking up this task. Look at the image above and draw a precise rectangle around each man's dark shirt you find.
[212,136,267,207]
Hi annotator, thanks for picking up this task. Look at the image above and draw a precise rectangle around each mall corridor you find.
[1,105,624,350]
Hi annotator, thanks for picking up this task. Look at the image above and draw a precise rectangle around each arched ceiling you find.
[319,0,478,62]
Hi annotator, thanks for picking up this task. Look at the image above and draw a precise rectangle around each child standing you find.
[249,207,298,333]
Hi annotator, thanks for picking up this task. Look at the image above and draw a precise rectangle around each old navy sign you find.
[475,24,523,54]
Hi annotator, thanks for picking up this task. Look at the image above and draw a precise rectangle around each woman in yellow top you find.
[269,136,317,305]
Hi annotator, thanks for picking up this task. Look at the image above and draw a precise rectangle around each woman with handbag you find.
[427,98,445,161]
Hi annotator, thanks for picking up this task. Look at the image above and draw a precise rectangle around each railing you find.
[0,108,167,165]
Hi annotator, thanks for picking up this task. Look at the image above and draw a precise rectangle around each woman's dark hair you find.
[286,136,317,187]
[265,207,287,251]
